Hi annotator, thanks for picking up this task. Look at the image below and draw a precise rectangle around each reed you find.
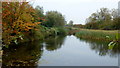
[75,29,117,41]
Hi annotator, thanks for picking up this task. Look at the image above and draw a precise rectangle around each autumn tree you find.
[2,2,41,46]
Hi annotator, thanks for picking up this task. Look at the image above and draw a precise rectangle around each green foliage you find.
[30,26,45,41]
[108,30,120,50]
[85,22,99,29]
[56,27,67,35]
[85,8,119,30]
[34,6,45,22]
[108,41,116,50]
[45,27,67,36]
[112,17,120,30]
[35,6,44,17]
[43,11,66,27]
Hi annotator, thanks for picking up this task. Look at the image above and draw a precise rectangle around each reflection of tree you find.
[2,35,66,66]
[2,41,43,66]
[45,36,66,51]
[77,37,120,57]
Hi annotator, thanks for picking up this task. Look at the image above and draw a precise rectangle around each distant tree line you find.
[85,8,120,30]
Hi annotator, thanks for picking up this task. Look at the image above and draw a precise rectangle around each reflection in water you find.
[2,41,44,66]
[45,36,66,51]
[77,37,120,57]
[38,35,118,66]
[2,35,119,66]
[2,35,66,66]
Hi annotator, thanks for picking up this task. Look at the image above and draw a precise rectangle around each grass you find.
[75,29,118,41]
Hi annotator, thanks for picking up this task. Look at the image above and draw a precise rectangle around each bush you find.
[56,27,67,35]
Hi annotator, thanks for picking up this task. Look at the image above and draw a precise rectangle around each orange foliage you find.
[2,2,42,45]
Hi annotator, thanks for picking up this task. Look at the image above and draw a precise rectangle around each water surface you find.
[38,35,118,66]
[2,35,119,66]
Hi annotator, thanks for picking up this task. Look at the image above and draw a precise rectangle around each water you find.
[2,35,119,66]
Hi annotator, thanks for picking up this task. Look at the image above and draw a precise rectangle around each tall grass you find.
[75,29,117,41]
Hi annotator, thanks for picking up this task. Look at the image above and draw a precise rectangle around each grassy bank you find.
[75,29,118,41]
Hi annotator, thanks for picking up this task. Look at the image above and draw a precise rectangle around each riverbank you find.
[75,29,118,41]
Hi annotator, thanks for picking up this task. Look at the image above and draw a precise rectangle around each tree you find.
[34,6,45,22]
[111,9,120,29]
[85,8,112,30]
[112,17,120,30]
[68,20,73,26]
[2,2,41,46]
[111,9,118,19]
[44,11,66,27]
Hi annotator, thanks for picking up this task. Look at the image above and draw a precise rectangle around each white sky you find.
[32,0,120,24]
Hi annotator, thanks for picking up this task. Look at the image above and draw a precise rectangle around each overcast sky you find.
[32,0,120,24]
